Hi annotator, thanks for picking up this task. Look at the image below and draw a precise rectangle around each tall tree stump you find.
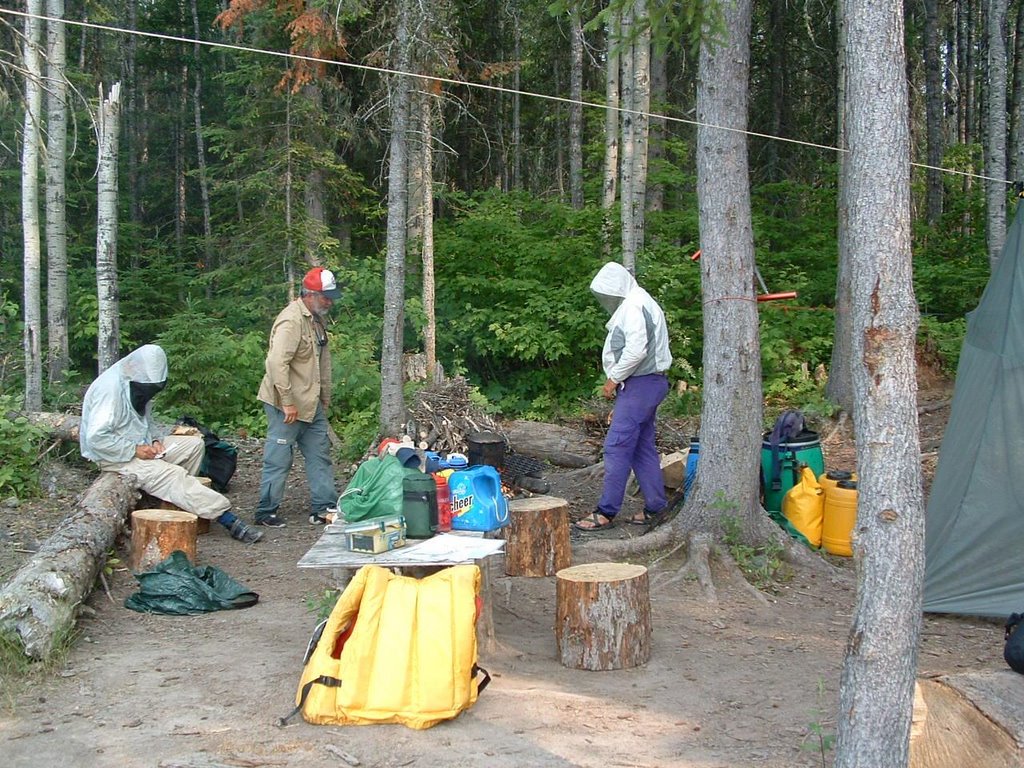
[504,495,571,576]
[555,562,651,670]
[130,509,198,572]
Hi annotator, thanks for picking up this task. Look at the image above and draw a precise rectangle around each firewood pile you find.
[402,376,506,454]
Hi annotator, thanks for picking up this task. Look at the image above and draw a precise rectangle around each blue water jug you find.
[685,438,700,498]
[448,465,509,532]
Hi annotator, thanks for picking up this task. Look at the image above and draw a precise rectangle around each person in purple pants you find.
[574,262,673,531]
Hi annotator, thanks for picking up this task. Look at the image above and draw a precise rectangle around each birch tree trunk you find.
[834,0,923,762]
[986,0,1009,269]
[602,14,620,256]
[22,0,44,411]
[1012,4,1024,179]
[619,5,636,270]
[45,0,69,386]
[420,89,438,382]
[679,0,763,533]
[96,83,123,374]
[569,4,584,210]
[380,0,414,434]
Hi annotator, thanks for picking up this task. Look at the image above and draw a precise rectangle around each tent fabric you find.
[924,201,1024,618]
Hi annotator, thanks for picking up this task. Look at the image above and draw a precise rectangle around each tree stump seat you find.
[129,509,198,572]
[139,476,212,534]
[555,562,652,670]
[504,495,571,576]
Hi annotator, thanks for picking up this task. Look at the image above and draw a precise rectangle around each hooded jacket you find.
[80,345,169,464]
[589,262,672,383]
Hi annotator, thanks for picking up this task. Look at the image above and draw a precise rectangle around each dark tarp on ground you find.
[124,550,258,615]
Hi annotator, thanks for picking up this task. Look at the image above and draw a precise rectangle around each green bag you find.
[339,455,406,522]
[124,550,258,615]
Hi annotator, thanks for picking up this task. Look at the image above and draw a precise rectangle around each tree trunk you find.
[0,472,138,661]
[420,88,438,382]
[569,4,584,210]
[503,419,600,467]
[45,0,69,386]
[96,83,122,374]
[380,0,414,435]
[682,0,763,537]
[828,0,855,414]
[924,0,944,224]
[303,85,327,264]
[190,0,214,282]
[834,0,923,762]
[602,13,620,256]
[619,4,635,268]
[124,0,140,223]
[22,0,44,411]
[512,6,522,190]
[986,0,1009,269]
[646,44,666,214]
[1012,2,1024,180]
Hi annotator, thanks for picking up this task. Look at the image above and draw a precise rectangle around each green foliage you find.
[918,316,967,374]
[719,506,790,592]
[154,306,267,434]
[801,678,836,766]
[0,397,45,499]
[305,588,341,621]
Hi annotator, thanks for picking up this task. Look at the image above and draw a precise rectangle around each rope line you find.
[0,7,1013,186]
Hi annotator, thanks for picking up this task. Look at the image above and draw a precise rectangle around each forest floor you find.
[0,363,1009,768]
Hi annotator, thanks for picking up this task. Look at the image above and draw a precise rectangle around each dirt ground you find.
[0,370,1009,768]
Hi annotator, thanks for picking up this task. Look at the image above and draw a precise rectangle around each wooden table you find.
[298,531,504,654]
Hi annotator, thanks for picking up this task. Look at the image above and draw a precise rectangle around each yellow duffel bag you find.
[782,466,824,547]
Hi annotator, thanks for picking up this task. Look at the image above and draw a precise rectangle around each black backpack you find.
[1005,613,1024,674]
[175,415,239,493]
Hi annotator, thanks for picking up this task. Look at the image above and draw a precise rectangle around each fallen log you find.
[503,420,600,468]
[0,472,139,660]
[22,411,81,442]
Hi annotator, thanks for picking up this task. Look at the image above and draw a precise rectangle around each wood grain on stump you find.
[504,495,571,576]
[555,562,651,670]
[130,509,197,572]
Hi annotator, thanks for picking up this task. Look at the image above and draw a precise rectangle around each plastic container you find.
[817,470,857,497]
[822,479,857,556]
[467,431,506,469]
[685,437,700,498]
[448,465,509,532]
[433,472,452,532]
[761,430,825,512]
[402,472,438,539]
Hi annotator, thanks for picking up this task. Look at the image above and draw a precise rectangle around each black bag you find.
[1004,613,1024,674]
[175,415,239,492]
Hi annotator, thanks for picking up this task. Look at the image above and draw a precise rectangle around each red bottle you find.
[433,472,452,532]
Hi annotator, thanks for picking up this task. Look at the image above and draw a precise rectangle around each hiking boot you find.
[229,519,264,543]
[309,512,327,525]
[255,514,287,528]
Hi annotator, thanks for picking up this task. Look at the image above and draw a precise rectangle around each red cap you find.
[302,267,342,299]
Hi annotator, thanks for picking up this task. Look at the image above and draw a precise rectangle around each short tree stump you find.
[504,495,571,576]
[130,509,198,572]
[555,562,652,670]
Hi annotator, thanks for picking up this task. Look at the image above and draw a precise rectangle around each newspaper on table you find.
[387,533,505,563]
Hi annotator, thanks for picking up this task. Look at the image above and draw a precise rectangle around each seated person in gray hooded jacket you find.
[79,344,262,544]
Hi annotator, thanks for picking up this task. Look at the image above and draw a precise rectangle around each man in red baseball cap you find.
[253,267,342,527]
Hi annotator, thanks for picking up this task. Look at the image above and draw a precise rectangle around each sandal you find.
[626,508,667,526]
[573,512,615,531]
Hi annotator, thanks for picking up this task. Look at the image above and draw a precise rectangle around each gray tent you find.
[924,201,1024,617]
